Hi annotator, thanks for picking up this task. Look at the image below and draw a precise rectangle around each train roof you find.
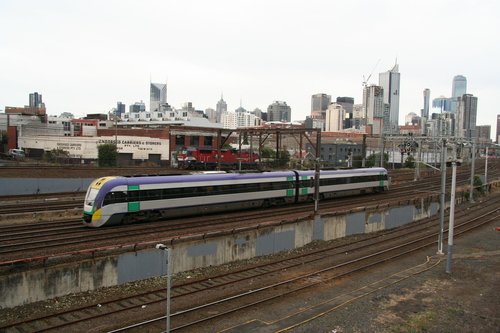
[297,167,387,176]
[96,171,296,189]
[91,168,387,192]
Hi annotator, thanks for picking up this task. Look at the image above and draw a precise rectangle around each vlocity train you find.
[83,168,389,227]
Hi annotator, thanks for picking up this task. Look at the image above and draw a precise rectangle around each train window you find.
[103,191,127,206]
[125,179,301,202]
[86,188,99,206]
[103,193,113,206]
[128,190,140,202]
[142,189,162,201]
[319,174,385,187]
[300,179,313,188]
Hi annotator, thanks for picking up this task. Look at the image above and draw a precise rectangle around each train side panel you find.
[84,172,297,227]
[83,168,389,227]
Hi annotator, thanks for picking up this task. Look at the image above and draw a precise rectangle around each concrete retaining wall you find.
[0,178,93,196]
[0,194,464,308]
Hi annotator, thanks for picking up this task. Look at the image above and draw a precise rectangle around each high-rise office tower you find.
[336,97,354,129]
[451,75,467,113]
[216,94,228,123]
[432,96,452,112]
[456,94,477,139]
[311,93,331,120]
[496,115,500,143]
[205,108,216,123]
[129,101,146,113]
[267,101,291,122]
[116,102,125,118]
[362,85,384,126]
[476,125,491,144]
[378,62,400,133]
[29,92,44,108]
[325,103,345,132]
[422,89,430,119]
[150,82,167,112]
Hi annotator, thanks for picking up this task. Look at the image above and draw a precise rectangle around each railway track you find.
[1,193,498,332]
[0,163,498,263]
[0,191,464,262]
[0,161,496,218]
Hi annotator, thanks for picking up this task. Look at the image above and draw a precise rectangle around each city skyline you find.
[1,1,498,139]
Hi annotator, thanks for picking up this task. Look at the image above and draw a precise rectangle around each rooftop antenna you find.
[392,57,399,72]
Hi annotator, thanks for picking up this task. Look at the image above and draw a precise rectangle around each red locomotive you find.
[177,147,259,170]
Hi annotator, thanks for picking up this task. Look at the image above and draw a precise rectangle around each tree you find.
[261,147,275,158]
[366,152,389,168]
[44,148,70,164]
[404,155,415,168]
[473,175,484,194]
[275,149,290,168]
[1,132,7,144]
[98,144,117,167]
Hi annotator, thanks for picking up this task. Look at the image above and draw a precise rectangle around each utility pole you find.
[156,244,172,333]
[379,135,385,167]
[484,147,488,194]
[114,110,118,148]
[361,134,366,167]
[437,138,446,255]
[469,142,475,202]
[314,129,321,214]
[446,150,457,274]
[414,139,421,181]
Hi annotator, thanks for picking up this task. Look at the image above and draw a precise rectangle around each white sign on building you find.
[19,135,170,161]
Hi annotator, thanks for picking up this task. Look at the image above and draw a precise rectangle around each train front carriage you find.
[83,171,299,227]
[83,176,128,227]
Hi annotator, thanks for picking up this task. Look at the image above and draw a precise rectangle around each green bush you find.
[98,144,117,167]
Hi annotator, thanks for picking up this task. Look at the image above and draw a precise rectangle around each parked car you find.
[8,149,26,159]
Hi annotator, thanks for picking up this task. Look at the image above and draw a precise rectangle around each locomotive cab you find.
[82,176,118,225]
[83,187,99,223]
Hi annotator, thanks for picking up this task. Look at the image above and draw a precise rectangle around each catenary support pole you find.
[484,147,488,194]
[469,142,475,202]
[446,159,457,274]
[314,129,321,214]
[438,139,446,255]
[166,248,171,333]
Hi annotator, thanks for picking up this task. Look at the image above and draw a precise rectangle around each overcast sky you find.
[1,0,498,137]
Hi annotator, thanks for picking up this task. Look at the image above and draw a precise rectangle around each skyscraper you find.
[129,101,146,113]
[29,92,44,108]
[267,101,291,122]
[150,82,167,112]
[116,102,125,119]
[362,85,384,127]
[325,103,345,132]
[456,94,477,139]
[432,96,452,112]
[311,93,331,120]
[476,125,491,144]
[452,75,467,97]
[336,97,354,129]
[451,75,467,113]
[378,62,400,133]
[422,89,430,119]
[216,94,228,123]
[496,115,500,143]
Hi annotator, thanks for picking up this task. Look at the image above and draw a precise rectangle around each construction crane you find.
[362,59,381,87]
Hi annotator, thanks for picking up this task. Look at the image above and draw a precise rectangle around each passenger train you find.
[83,168,389,227]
